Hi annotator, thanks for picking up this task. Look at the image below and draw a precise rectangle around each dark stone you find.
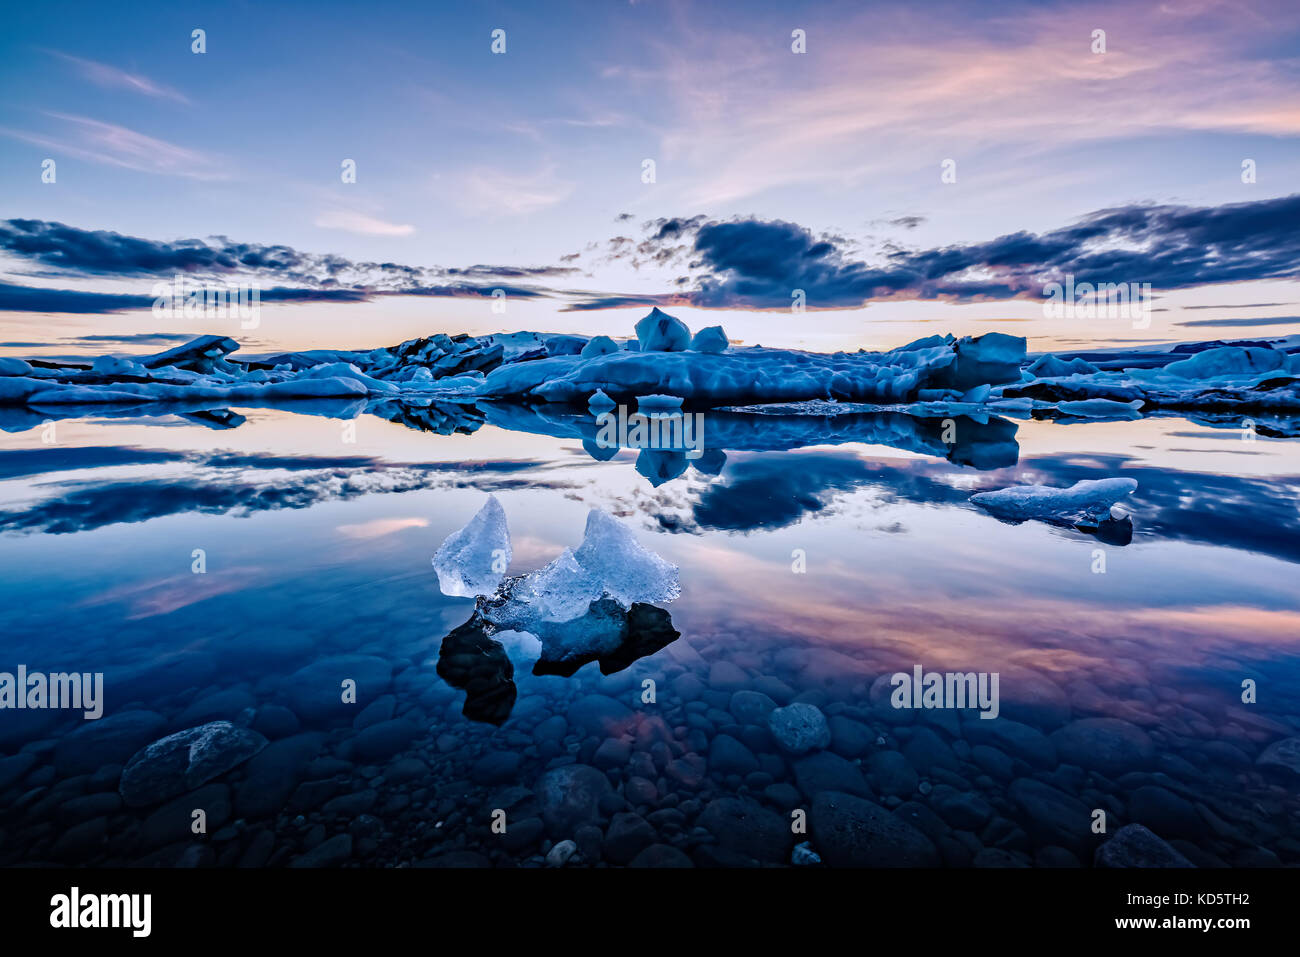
[1051,718,1154,777]
[473,750,523,784]
[866,750,918,797]
[119,721,267,808]
[566,695,632,736]
[697,797,792,864]
[793,751,872,799]
[1094,824,1194,868]
[962,718,1056,768]
[1127,785,1204,839]
[828,716,874,758]
[709,734,759,775]
[345,719,417,762]
[629,843,694,867]
[289,833,353,867]
[605,812,657,864]
[139,783,231,849]
[536,764,612,838]
[53,710,167,775]
[810,791,939,867]
[282,655,392,723]
[235,733,324,818]
[1007,778,1091,853]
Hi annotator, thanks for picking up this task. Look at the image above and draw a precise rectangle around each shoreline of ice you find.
[1,308,1297,422]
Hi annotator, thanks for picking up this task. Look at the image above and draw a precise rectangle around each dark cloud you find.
[1175,316,1300,328]
[565,194,1300,311]
[0,220,558,311]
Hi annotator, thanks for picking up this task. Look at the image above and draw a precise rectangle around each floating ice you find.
[92,356,147,377]
[516,548,604,622]
[1027,354,1099,378]
[635,307,691,352]
[971,478,1138,526]
[691,325,729,353]
[581,335,619,359]
[588,388,616,412]
[636,394,684,410]
[1163,346,1285,379]
[432,495,512,597]
[572,508,680,606]
[1056,398,1144,419]
[0,357,33,376]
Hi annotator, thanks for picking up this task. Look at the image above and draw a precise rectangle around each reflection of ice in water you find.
[971,478,1137,527]
[431,495,511,597]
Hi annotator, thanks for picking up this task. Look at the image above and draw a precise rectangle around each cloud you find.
[314,210,416,237]
[45,50,190,104]
[0,220,559,312]
[456,166,575,216]
[1,114,226,180]
[1175,316,1300,328]
[567,194,1300,310]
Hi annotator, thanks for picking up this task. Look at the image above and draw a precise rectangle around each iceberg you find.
[691,325,729,353]
[515,547,605,623]
[580,335,619,358]
[971,478,1138,527]
[635,307,691,352]
[572,508,680,606]
[431,495,512,597]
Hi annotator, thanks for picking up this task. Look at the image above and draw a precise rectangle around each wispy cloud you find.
[455,165,576,217]
[314,209,416,237]
[1,113,227,180]
[44,50,191,104]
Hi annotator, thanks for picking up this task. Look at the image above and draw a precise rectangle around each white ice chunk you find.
[1163,346,1285,379]
[634,307,691,352]
[1027,354,1099,377]
[1056,398,1144,419]
[581,335,620,358]
[432,495,512,597]
[517,547,605,622]
[691,325,729,353]
[92,355,147,376]
[572,508,680,606]
[636,394,684,410]
[971,478,1138,525]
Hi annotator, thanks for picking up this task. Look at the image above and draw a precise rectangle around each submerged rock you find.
[768,702,831,754]
[120,721,267,807]
[1094,824,1195,868]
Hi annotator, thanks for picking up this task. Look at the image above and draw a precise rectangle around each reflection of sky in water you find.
[0,407,1297,730]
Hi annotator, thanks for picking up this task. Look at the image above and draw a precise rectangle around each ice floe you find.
[971,478,1138,528]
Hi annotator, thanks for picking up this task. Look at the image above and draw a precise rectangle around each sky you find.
[1,0,1298,355]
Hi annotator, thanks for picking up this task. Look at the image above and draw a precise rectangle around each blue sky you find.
[1,0,1298,353]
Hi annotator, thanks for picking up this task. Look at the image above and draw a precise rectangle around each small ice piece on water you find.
[1056,398,1143,419]
[970,478,1137,526]
[588,388,617,412]
[431,495,512,597]
[517,547,605,622]
[572,508,680,606]
[636,393,683,410]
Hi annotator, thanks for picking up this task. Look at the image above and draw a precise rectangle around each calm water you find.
[1,400,1298,867]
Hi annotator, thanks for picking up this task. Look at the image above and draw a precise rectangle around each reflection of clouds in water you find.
[0,452,566,535]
